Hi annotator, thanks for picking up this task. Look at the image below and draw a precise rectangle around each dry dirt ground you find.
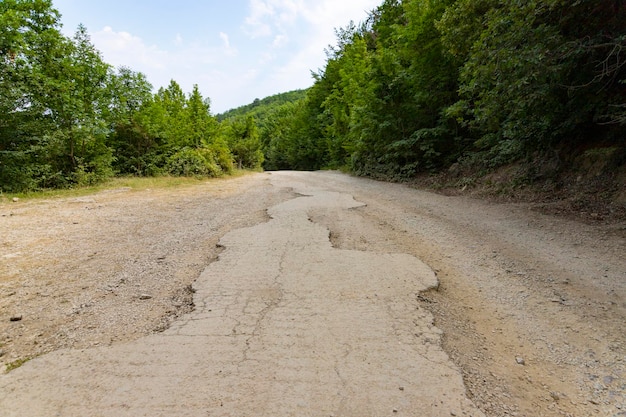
[0,175,290,364]
[1,171,625,416]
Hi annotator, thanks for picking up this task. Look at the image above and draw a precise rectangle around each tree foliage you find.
[0,1,235,192]
[218,90,307,124]
[259,0,626,179]
[3,0,625,191]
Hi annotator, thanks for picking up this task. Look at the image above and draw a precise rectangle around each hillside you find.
[217,89,308,123]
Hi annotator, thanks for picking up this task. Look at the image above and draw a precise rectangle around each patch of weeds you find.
[428,180,445,190]
[455,176,476,188]
[5,357,32,373]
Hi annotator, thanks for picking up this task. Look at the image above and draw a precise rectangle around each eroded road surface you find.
[0,172,483,416]
[1,171,625,417]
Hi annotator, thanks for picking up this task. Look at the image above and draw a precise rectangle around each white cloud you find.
[243,0,378,39]
[243,0,308,38]
[300,0,377,27]
[273,0,300,26]
[253,0,380,92]
[219,32,230,49]
[298,0,380,51]
[219,0,381,112]
[259,51,275,65]
[244,0,275,38]
[219,31,238,57]
[91,26,240,110]
[272,34,288,48]
[94,26,168,70]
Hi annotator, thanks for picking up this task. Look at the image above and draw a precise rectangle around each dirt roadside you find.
[301,171,626,417]
[1,171,625,416]
[0,174,293,369]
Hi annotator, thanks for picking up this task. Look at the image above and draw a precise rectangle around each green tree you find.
[185,84,219,147]
[439,0,626,168]
[218,89,307,124]
[106,67,159,175]
[0,0,63,190]
[321,26,374,168]
[0,1,114,189]
[222,116,264,169]
[61,24,113,184]
[345,0,459,177]
[155,80,188,149]
[139,82,232,177]
[261,98,326,171]
[261,102,301,170]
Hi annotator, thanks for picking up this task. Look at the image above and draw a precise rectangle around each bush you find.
[166,147,227,177]
[206,144,234,174]
[71,149,116,187]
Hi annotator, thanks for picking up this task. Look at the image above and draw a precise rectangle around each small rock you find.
[12,197,19,202]
[515,356,526,365]
[603,375,615,384]
[399,386,405,391]
[392,409,398,413]
[138,294,153,300]
[0,349,4,357]
[9,315,22,322]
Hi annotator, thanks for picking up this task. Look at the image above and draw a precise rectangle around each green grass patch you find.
[5,357,32,373]
[0,170,258,204]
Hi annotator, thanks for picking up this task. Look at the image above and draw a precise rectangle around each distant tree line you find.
[259,0,626,179]
[1,0,263,193]
[217,90,307,123]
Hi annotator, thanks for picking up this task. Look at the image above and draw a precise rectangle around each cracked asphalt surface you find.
[3,170,624,416]
[0,172,483,417]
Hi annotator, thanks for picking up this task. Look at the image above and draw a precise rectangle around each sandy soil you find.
[1,171,625,416]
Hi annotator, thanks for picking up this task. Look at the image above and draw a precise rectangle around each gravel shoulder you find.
[1,171,625,416]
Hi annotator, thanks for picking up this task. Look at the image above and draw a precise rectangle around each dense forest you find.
[2,0,626,194]
[258,0,626,181]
